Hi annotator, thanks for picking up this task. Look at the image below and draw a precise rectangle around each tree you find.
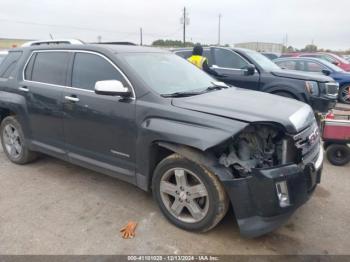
[302,44,318,52]
[287,46,295,52]
[152,39,194,47]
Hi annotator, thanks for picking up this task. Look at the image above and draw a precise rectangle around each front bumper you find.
[310,95,337,113]
[222,146,323,238]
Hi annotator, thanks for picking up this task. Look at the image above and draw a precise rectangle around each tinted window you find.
[214,48,248,69]
[31,52,70,85]
[276,60,297,70]
[0,51,22,78]
[304,61,325,72]
[72,53,126,90]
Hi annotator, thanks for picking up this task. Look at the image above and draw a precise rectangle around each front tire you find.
[152,153,229,232]
[0,116,37,164]
[339,84,350,104]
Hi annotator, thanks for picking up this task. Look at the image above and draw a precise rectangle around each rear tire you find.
[0,116,37,164]
[152,153,229,232]
[326,144,350,166]
[339,84,350,104]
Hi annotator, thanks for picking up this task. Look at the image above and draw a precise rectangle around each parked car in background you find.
[173,47,338,113]
[261,52,280,60]
[0,43,323,238]
[274,57,350,104]
[343,55,350,62]
[281,52,350,72]
[0,51,8,65]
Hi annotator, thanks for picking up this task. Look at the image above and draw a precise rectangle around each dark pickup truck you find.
[0,44,323,237]
[173,47,338,113]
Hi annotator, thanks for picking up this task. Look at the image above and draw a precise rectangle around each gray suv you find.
[0,43,323,237]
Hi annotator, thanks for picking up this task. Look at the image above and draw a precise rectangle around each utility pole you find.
[218,14,221,46]
[140,28,143,46]
[183,7,186,46]
[181,7,189,47]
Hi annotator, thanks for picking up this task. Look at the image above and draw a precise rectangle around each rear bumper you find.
[221,147,323,238]
[310,96,337,113]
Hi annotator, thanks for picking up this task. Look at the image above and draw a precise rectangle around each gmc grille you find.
[325,82,339,95]
[293,122,321,165]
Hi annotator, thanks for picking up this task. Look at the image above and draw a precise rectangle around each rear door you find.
[211,47,260,90]
[21,51,71,156]
[62,51,136,181]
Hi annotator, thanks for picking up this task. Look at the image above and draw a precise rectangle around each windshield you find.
[119,53,216,95]
[321,59,344,72]
[0,54,7,65]
[244,50,281,71]
[331,53,350,64]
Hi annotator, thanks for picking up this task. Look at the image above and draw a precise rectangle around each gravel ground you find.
[0,144,349,255]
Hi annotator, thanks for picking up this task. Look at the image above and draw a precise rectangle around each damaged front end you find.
[214,122,323,237]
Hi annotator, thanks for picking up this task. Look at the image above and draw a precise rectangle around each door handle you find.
[18,86,29,92]
[64,96,80,102]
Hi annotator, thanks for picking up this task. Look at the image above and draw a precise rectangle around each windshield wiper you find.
[161,82,230,98]
[204,81,230,92]
[161,91,202,98]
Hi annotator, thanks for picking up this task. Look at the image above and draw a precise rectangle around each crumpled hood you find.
[172,88,315,134]
[272,69,333,82]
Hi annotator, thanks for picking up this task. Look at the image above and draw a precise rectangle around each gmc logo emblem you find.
[308,129,319,146]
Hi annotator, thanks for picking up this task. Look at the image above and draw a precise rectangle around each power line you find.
[0,18,181,39]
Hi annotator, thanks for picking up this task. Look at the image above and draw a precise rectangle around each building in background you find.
[234,42,283,53]
[0,38,33,50]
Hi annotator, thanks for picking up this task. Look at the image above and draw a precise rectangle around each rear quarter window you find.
[0,51,22,79]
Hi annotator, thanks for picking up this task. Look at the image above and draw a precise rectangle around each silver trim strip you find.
[110,149,130,158]
[315,145,323,170]
[22,49,136,99]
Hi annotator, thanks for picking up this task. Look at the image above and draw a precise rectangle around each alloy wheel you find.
[2,124,22,159]
[159,168,209,223]
[341,85,350,103]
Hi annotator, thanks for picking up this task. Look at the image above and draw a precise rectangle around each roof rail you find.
[22,39,84,47]
[92,42,137,46]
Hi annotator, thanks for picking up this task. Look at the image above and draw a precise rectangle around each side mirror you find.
[243,64,256,76]
[95,80,131,97]
[322,69,331,76]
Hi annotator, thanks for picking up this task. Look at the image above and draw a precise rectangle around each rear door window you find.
[0,51,22,79]
[71,52,127,91]
[276,60,297,70]
[304,61,325,73]
[29,52,70,86]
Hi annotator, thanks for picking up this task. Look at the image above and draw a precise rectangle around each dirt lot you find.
[0,144,349,255]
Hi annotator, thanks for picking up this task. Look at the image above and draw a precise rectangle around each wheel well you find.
[0,108,15,123]
[148,143,174,189]
[271,90,298,100]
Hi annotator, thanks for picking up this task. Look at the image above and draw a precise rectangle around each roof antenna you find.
[49,33,54,40]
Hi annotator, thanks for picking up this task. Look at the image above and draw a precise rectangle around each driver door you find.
[63,51,137,181]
